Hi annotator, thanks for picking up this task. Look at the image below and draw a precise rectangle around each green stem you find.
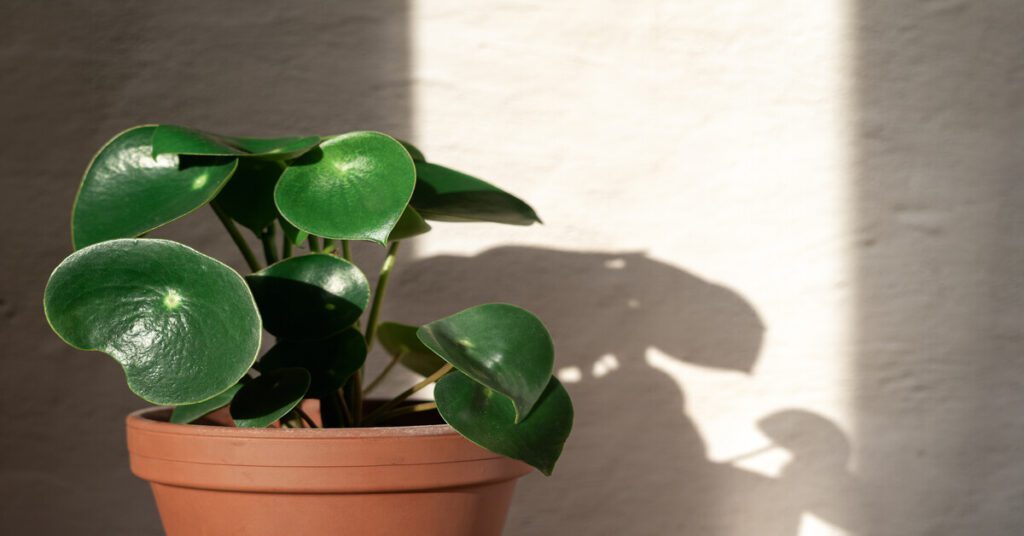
[322,240,336,254]
[363,363,453,424]
[296,407,318,428]
[364,353,402,396]
[210,202,260,272]
[308,235,322,252]
[260,225,279,265]
[364,402,437,426]
[364,241,400,351]
[341,240,352,261]
[282,232,293,258]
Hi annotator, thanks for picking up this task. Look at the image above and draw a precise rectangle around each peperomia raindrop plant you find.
[43,125,573,475]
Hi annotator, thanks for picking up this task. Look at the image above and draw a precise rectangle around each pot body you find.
[126,407,532,536]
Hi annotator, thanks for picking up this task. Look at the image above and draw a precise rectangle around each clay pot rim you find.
[128,406,458,440]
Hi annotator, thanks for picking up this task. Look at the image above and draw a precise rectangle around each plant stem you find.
[296,407,318,428]
[364,241,400,351]
[363,353,402,396]
[319,393,346,428]
[364,402,438,426]
[260,225,279,265]
[322,240,336,254]
[282,232,293,258]
[210,202,260,272]
[363,363,453,424]
[308,235,321,252]
[341,240,352,261]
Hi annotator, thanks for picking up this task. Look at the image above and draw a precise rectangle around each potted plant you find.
[43,125,573,535]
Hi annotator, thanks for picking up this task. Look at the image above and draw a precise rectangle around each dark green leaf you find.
[72,126,237,250]
[213,159,284,233]
[245,254,369,340]
[274,132,416,244]
[152,124,321,161]
[417,304,554,422]
[377,322,446,377]
[258,328,366,396]
[43,239,261,405]
[230,368,311,428]
[387,205,431,242]
[411,162,541,226]
[170,380,246,424]
[435,372,573,475]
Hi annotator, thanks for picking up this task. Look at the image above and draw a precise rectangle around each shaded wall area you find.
[853,1,1024,533]
[0,2,410,533]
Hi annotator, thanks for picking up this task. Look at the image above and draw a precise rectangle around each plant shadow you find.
[386,246,864,534]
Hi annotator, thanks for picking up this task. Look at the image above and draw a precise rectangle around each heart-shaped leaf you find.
[377,322,446,377]
[274,132,416,244]
[387,206,431,242]
[258,328,367,396]
[72,126,238,250]
[43,239,262,405]
[230,367,311,428]
[435,372,573,475]
[170,380,246,424]
[411,162,541,226]
[245,254,369,340]
[213,159,284,233]
[152,124,321,161]
[417,304,554,422]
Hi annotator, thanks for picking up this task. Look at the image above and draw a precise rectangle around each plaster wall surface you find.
[1,1,1021,535]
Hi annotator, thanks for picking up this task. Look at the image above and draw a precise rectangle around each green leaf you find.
[435,372,573,476]
[230,367,311,428]
[410,162,541,226]
[258,328,366,397]
[245,254,369,340]
[152,124,321,161]
[398,139,426,162]
[170,380,246,424]
[387,206,431,242]
[43,239,261,405]
[279,215,309,246]
[417,304,554,422]
[72,126,238,250]
[213,158,284,233]
[377,322,447,377]
[274,132,416,244]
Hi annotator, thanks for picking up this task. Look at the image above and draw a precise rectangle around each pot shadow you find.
[384,246,864,535]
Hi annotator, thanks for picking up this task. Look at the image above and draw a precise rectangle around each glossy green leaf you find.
[245,254,369,340]
[387,205,431,242]
[279,215,309,246]
[152,124,321,161]
[398,139,426,162]
[170,380,246,424]
[274,132,416,244]
[435,372,573,475]
[258,328,366,396]
[43,239,261,405]
[71,126,238,250]
[377,322,447,377]
[213,159,284,233]
[230,367,311,428]
[417,304,554,422]
[410,162,541,226]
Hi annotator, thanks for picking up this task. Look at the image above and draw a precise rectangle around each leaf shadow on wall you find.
[387,246,865,535]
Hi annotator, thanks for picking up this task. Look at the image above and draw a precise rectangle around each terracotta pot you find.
[126,407,532,535]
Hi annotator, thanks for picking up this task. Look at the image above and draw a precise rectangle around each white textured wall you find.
[386,1,1024,535]
[2,1,1021,535]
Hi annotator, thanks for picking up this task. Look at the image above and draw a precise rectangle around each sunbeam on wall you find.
[402,1,857,535]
